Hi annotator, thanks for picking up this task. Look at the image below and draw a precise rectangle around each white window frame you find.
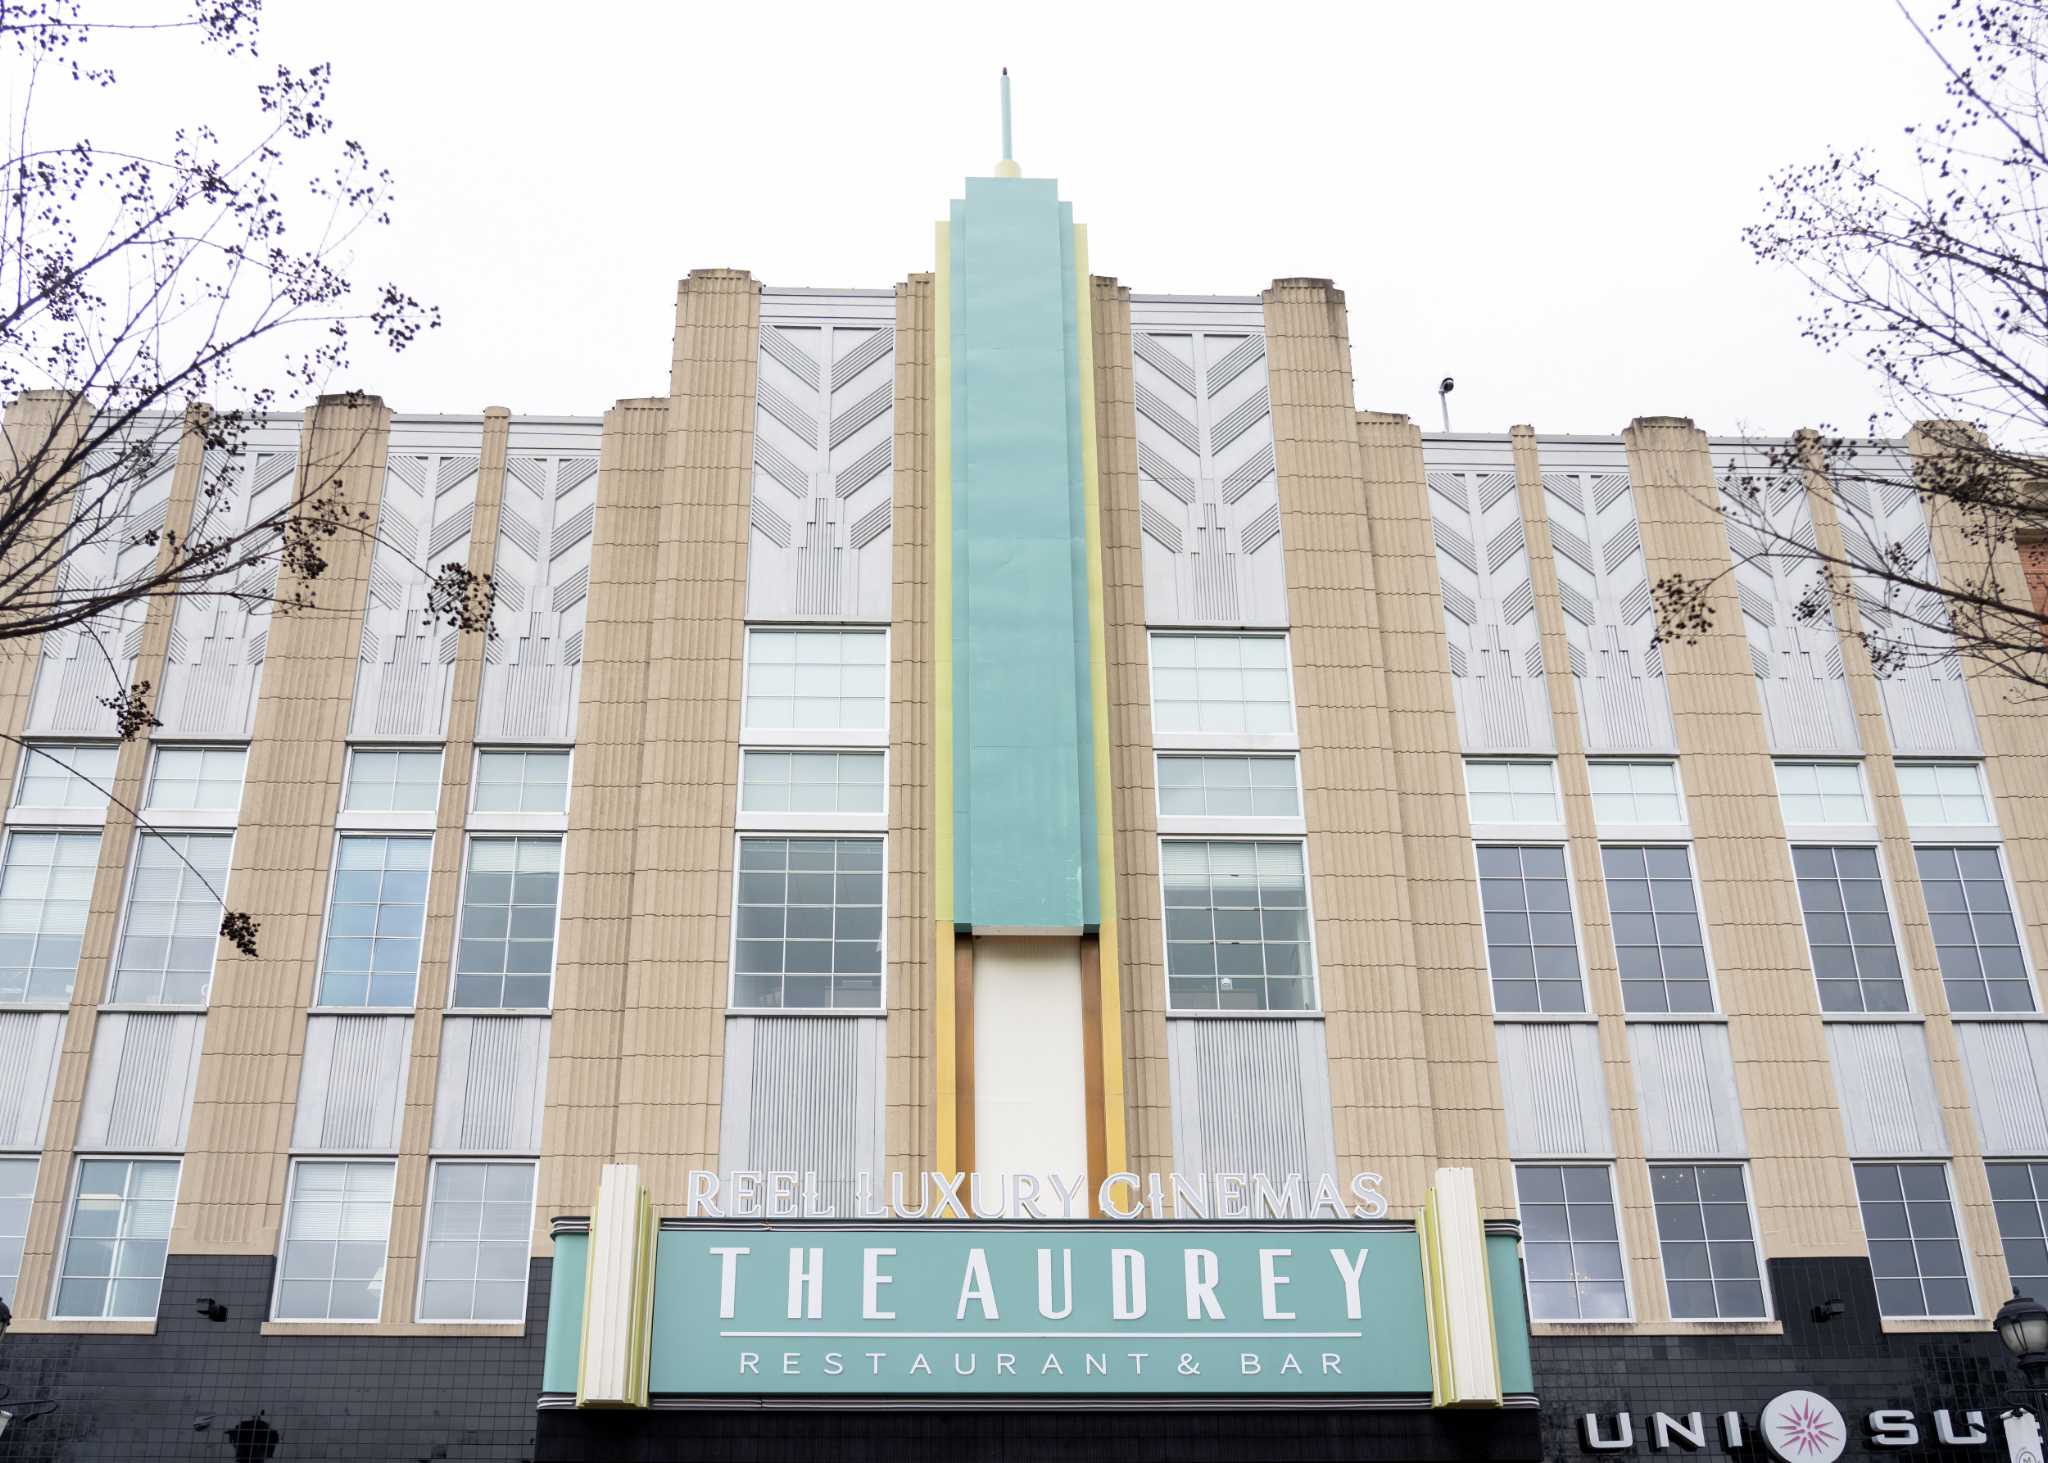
[102,826,235,1012]
[413,1157,538,1325]
[1785,840,1919,1020]
[269,1156,398,1325]
[468,744,575,833]
[727,830,888,1016]
[141,742,249,827]
[1774,760,1877,841]
[336,745,446,832]
[1145,630,1298,753]
[1852,1157,1980,1322]
[0,824,105,1010]
[739,623,891,749]
[0,1151,40,1306]
[1600,840,1723,1019]
[1645,1159,1773,1322]
[1461,758,1564,838]
[1586,759,1689,840]
[309,829,435,1014]
[1513,1160,1635,1325]
[1156,834,1320,1018]
[447,833,566,1015]
[1894,760,1999,839]
[9,742,119,826]
[1154,752,1306,836]
[735,746,889,834]
[1912,841,2041,1019]
[1475,841,1594,1021]
[50,1153,181,1321]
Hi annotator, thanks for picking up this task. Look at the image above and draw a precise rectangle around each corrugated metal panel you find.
[78,1012,204,1150]
[1628,1022,1748,1157]
[1166,1019,1339,1183]
[1495,1022,1613,1157]
[294,1014,411,1152]
[1954,1022,2048,1156]
[431,1015,548,1154]
[0,1010,65,1147]
[718,1016,885,1217]
[1827,1021,1949,1156]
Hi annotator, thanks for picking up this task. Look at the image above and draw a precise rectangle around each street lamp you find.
[1997,1291,2048,1430]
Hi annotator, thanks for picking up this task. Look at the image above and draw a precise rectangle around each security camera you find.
[1438,377,1455,395]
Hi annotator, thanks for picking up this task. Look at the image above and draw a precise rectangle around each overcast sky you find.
[119,2,1959,434]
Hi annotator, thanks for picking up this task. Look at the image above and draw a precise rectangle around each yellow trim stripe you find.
[1073,224,1128,1175]
[932,220,958,1180]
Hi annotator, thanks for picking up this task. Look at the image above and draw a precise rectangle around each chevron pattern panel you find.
[155,425,302,739]
[476,434,601,742]
[1131,327,1286,626]
[746,304,894,622]
[1831,445,1980,755]
[27,431,180,735]
[1536,440,1674,753]
[349,435,483,739]
[1714,441,1860,754]
[1423,438,1554,752]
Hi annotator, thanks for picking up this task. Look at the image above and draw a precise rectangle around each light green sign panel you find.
[545,1224,1533,1400]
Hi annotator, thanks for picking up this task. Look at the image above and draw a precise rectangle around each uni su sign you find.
[1582,1391,2039,1461]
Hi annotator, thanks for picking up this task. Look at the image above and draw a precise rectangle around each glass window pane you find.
[1150,634,1294,738]
[745,630,888,733]
[451,838,562,1009]
[1156,840,1316,1013]
[318,836,431,1008]
[419,1162,533,1321]
[1651,1164,1766,1318]
[731,837,885,1011]
[740,749,885,817]
[1856,1163,1972,1317]
[146,746,248,812]
[1776,763,1868,824]
[1515,1165,1630,1321]
[110,833,230,1005]
[474,750,571,815]
[1604,845,1712,1014]
[341,747,443,813]
[274,1161,393,1321]
[1484,847,1582,1012]
[1793,846,1907,1014]
[1465,761,1557,823]
[0,830,102,1006]
[54,1159,179,1318]
[14,743,118,812]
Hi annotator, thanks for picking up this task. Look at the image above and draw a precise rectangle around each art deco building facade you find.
[0,153,2044,1462]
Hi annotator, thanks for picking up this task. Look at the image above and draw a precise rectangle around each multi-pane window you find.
[13,743,116,811]
[318,835,431,1008]
[743,629,887,733]
[1479,846,1583,1013]
[0,1156,33,1306]
[53,1158,178,1319]
[739,750,885,817]
[274,1160,395,1322]
[1515,1164,1628,1321]
[1916,847,2032,1013]
[1149,634,1293,737]
[1603,846,1711,1013]
[0,830,99,1003]
[1158,755,1301,819]
[110,832,230,1005]
[1990,1162,2048,1304]
[1588,762,1685,826]
[419,1161,535,1322]
[144,746,247,812]
[1650,1164,1767,1319]
[452,837,562,1009]
[1775,762,1869,825]
[1897,763,1993,827]
[342,747,444,814]
[1793,846,1907,1013]
[1463,760,1559,825]
[1161,840,1313,1012]
[732,836,883,1010]
[473,750,571,815]
[1855,1162,1973,1317]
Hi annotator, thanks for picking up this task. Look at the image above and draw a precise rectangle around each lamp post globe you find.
[1996,1291,2048,1383]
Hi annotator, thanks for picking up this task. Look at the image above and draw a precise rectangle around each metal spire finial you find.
[995,68,1021,178]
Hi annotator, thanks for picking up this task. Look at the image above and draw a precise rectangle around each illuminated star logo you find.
[1763,1391,1847,1463]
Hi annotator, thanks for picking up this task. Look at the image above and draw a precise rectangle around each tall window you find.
[110,832,231,1005]
[473,750,571,815]
[1990,1162,2048,1305]
[1915,847,2032,1013]
[274,1160,395,1322]
[1792,846,1907,1013]
[0,829,100,1004]
[343,748,444,813]
[1161,840,1313,1012]
[418,1161,535,1322]
[1479,845,1583,1013]
[453,837,563,1009]
[319,835,431,1008]
[743,628,887,733]
[1463,760,1559,825]
[144,746,247,813]
[1587,761,1685,826]
[1650,1163,1767,1319]
[1854,1161,1973,1318]
[13,743,116,811]
[53,1157,179,1319]
[1149,633,1293,738]
[1515,1164,1628,1321]
[732,836,883,1010]
[1603,846,1711,1013]
[0,1156,33,1306]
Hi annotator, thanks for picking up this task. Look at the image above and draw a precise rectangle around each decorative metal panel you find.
[1832,445,1980,755]
[77,1012,205,1150]
[1536,440,1674,752]
[746,292,895,622]
[1165,1018,1338,1185]
[295,1013,412,1152]
[1130,325,1286,626]
[349,424,484,739]
[718,1015,886,1218]
[1422,437,1554,752]
[1713,441,1862,754]
[1953,1021,2048,1156]
[431,1015,549,1154]
[1627,1021,1748,1158]
[476,421,603,742]
[0,1010,65,1147]
[155,426,302,738]
[1825,1021,1949,1157]
[1495,1021,1612,1157]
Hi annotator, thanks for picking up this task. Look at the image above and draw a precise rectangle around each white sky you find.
[91,1,1958,434]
